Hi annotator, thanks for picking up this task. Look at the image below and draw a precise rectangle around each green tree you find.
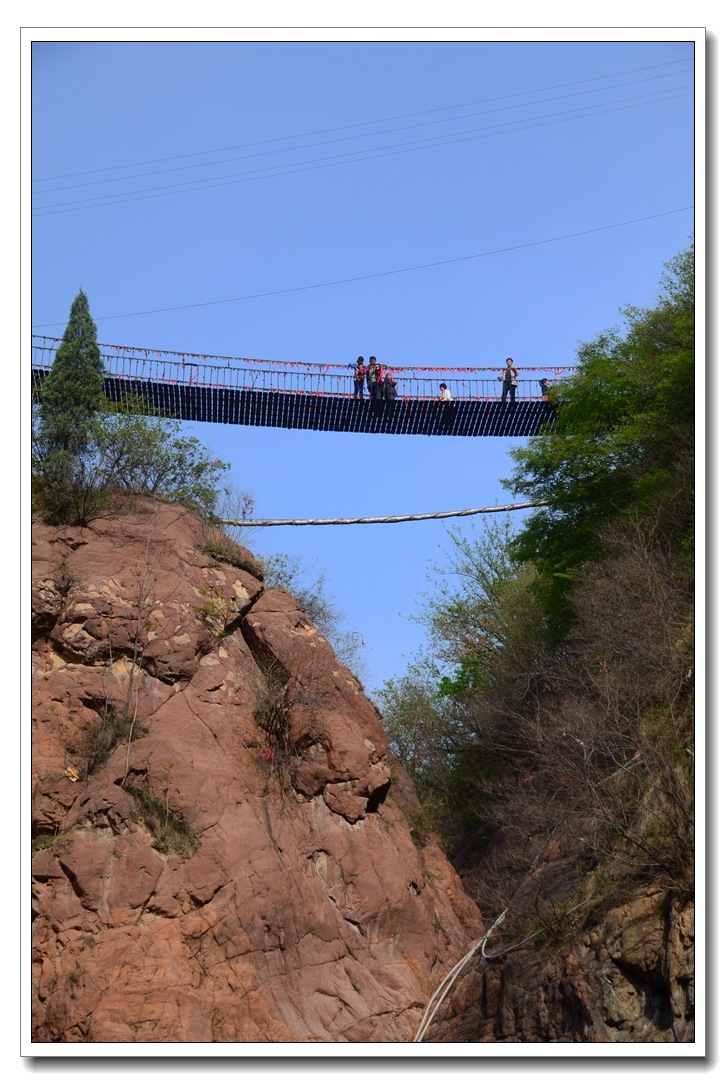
[38,290,104,457]
[35,290,106,523]
[376,521,550,858]
[33,293,232,526]
[377,652,512,859]
[44,404,231,524]
[378,655,454,784]
[376,245,696,894]
[505,243,694,638]
[92,405,230,518]
[413,518,547,692]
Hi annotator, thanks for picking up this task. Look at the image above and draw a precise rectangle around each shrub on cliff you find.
[90,405,230,519]
[262,551,365,677]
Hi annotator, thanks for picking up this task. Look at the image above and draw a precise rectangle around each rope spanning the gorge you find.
[219,499,549,528]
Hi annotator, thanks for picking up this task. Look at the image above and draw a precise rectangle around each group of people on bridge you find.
[352,355,553,404]
[353,356,399,401]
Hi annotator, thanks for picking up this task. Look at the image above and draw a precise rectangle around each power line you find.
[33,87,692,216]
[32,55,693,183]
[219,499,550,527]
[30,206,695,328]
[33,66,692,197]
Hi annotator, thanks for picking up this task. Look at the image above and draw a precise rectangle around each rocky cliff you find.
[479,888,694,1043]
[473,830,695,1044]
[30,500,695,1045]
[31,501,483,1043]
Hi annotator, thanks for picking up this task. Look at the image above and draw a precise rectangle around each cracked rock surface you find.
[31,502,482,1043]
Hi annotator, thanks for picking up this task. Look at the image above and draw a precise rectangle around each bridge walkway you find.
[32,336,565,438]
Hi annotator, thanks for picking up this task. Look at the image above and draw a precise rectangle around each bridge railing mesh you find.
[32,337,568,403]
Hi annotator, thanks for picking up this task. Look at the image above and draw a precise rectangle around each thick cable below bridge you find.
[219,499,549,527]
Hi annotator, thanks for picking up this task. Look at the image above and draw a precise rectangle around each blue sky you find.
[30,32,698,698]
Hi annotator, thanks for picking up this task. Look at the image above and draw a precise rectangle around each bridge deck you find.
[108,376,555,437]
[32,336,564,438]
[32,369,557,438]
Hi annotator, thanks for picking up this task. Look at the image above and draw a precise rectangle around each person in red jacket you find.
[353,356,366,399]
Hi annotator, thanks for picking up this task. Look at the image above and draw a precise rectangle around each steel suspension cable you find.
[219,499,549,528]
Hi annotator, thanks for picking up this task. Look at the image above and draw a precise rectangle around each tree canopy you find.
[505,243,694,637]
[377,243,696,905]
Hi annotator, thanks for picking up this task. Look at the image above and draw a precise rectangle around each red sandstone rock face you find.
[31,503,483,1043]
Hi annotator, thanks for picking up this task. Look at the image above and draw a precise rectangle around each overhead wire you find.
[33,65,693,197]
[30,205,694,328]
[32,54,693,183]
[32,86,693,216]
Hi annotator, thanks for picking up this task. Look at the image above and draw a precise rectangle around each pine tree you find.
[35,291,106,523]
[39,290,104,456]
[33,289,232,526]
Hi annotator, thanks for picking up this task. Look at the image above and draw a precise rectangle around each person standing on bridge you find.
[367,357,383,401]
[439,383,452,402]
[353,357,366,399]
[498,358,519,405]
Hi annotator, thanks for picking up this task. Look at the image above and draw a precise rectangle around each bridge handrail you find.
[32,361,556,402]
[32,334,574,377]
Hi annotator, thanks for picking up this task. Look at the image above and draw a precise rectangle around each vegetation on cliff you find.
[33,291,230,525]
[261,551,365,676]
[378,244,695,924]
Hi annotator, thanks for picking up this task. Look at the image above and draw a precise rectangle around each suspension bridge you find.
[32,336,571,438]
